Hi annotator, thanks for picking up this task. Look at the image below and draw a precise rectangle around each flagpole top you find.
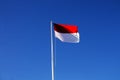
[50,20,52,23]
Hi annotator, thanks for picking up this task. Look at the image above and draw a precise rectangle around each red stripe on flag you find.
[54,23,78,33]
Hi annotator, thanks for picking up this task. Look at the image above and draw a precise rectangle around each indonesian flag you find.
[54,23,80,43]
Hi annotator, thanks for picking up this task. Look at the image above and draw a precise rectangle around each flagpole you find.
[50,21,54,80]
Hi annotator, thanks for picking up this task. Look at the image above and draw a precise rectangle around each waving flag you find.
[54,23,80,43]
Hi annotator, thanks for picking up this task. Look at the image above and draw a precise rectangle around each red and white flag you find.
[54,23,80,43]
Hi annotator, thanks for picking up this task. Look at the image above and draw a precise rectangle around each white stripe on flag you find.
[55,31,80,43]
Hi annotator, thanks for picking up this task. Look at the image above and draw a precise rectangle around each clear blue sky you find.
[0,0,120,80]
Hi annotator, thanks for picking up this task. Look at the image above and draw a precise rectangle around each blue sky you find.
[0,0,120,80]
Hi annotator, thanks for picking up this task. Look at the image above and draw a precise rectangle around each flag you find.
[54,23,80,43]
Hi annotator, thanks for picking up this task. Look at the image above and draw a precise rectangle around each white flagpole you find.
[50,21,54,80]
